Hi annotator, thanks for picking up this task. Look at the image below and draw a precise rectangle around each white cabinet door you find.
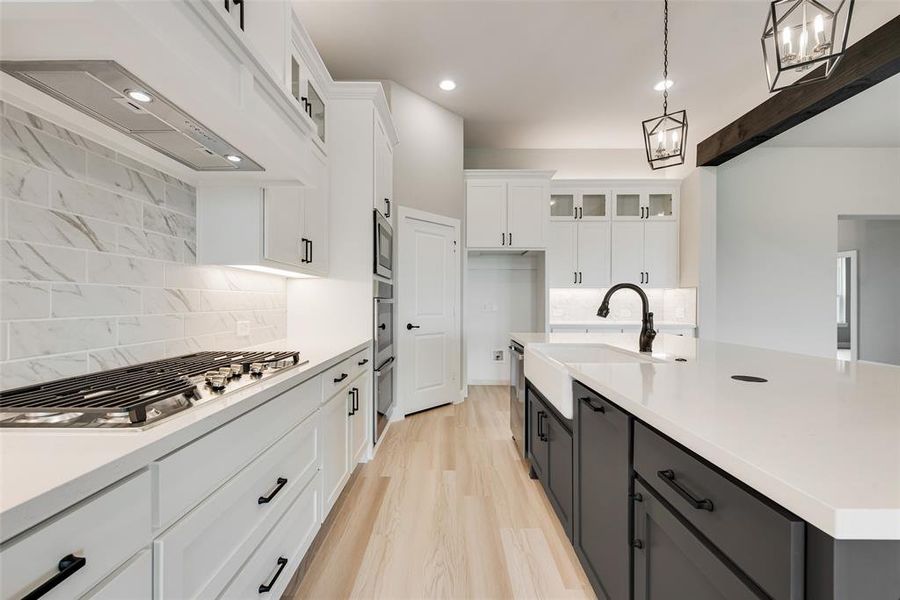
[644,221,677,288]
[611,221,644,285]
[374,116,393,217]
[466,181,507,248]
[507,182,545,248]
[612,191,644,221]
[304,149,329,275]
[349,371,370,465]
[321,389,350,516]
[84,549,151,600]
[645,190,677,221]
[577,221,611,287]
[264,186,303,266]
[547,222,577,288]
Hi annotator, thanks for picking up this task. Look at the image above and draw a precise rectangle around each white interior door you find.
[398,209,460,415]
[466,181,506,248]
[263,186,303,266]
[577,221,611,287]
[611,221,644,285]
[547,221,577,288]
[643,221,677,288]
[507,182,545,248]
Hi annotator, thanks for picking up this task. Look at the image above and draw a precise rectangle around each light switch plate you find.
[492,349,505,362]
[236,320,251,337]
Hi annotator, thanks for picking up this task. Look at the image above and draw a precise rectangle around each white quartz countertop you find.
[512,331,900,540]
[548,321,696,329]
[0,339,370,542]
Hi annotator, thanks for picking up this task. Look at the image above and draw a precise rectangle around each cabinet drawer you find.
[633,422,804,599]
[0,471,151,600]
[219,473,321,599]
[84,549,151,600]
[323,349,369,400]
[153,374,321,530]
[155,414,319,599]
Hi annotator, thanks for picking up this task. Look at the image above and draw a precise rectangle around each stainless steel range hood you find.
[0,60,263,172]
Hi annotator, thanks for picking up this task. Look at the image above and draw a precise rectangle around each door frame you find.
[837,250,858,361]
[396,206,462,418]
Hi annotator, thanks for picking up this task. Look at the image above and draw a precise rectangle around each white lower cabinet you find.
[84,549,152,600]
[349,370,371,466]
[219,473,321,599]
[0,471,151,600]
[321,384,351,516]
[153,414,320,599]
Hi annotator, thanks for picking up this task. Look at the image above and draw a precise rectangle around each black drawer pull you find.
[257,477,288,504]
[23,553,86,600]
[333,373,348,383]
[582,397,605,413]
[657,469,714,512]
[358,358,369,366]
[258,556,288,593]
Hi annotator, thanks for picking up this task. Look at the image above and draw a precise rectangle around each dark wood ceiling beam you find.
[696,15,900,167]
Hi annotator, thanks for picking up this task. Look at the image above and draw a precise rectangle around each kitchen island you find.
[513,331,900,600]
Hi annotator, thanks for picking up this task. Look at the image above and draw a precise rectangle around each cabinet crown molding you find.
[330,81,399,146]
[464,169,556,180]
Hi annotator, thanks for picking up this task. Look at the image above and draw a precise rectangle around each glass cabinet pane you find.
[616,194,641,217]
[581,194,607,218]
[648,193,673,217]
[550,194,575,218]
[291,57,301,103]
[308,83,325,143]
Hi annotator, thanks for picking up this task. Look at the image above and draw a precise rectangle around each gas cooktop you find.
[0,351,307,429]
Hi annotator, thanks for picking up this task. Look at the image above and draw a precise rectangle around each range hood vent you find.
[0,60,263,172]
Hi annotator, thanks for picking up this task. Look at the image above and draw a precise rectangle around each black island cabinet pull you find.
[258,556,288,593]
[582,397,606,413]
[657,469,714,512]
[22,553,86,600]
[258,477,288,504]
[333,373,348,383]
[537,411,547,441]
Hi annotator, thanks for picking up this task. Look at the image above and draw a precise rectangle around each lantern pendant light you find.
[761,0,854,93]
[642,0,687,171]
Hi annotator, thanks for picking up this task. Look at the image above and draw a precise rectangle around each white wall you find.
[838,217,900,365]
[466,253,543,385]
[715,147,900,358]
[388,82,465,221]
[679,167,717,339]
[464,148,688,180]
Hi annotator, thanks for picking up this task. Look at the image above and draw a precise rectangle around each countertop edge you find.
[0,340,370,543]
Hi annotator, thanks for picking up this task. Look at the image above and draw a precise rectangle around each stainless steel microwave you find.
[374,209,393,280]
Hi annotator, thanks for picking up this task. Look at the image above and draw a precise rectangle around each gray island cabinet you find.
[525,378,900,600]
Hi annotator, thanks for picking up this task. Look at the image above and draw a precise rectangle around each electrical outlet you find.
[492,349,505,362]
[236,320,251,337]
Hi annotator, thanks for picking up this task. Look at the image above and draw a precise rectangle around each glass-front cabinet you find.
[549,189,610,221]
[289,44,326,149]
[613,189,676,221]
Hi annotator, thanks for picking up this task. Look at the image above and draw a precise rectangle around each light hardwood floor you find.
[290,385,594,599]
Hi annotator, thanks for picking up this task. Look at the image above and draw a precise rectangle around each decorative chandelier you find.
[642,0,687,171]
[761,0,855,93]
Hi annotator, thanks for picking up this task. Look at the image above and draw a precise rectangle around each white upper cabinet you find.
[303,148,330,275]
[466,181,509,248]
[264,186,305,266]
[549,181,679,289]
[465,171,554,249]
[374,115,394,218]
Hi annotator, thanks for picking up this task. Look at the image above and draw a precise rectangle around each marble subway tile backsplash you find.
[0,101,288,389]
[549,287,697,325]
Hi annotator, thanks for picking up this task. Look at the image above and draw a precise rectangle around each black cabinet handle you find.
[574,271,578,285]
[646,271,649,285]
[509,232,513,245]
[333,373,348,383]
[578,272,582,284]
[582,397,605,413]
[307,239,312,264]
[348,388,355,416]
[299,238,308,263]
[406,323,420,330]
[537,411,547,442]
[22,553,86,600]
[657,469,714,512]
[358,358,369,366]
[352,387,359,413]
[258,557,288,593]
[501,232,506,246]
[258,477,288,504]
[385,199,391,218]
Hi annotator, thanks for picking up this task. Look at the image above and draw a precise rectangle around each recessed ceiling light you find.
[125,89,153,103]
[225,154,242,163]
[654,79,674,92]
[439,79,456,91]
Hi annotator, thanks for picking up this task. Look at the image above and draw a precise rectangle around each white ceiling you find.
[765,73,900,147]
[294,0,899,151]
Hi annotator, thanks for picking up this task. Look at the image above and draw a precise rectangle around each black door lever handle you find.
[406,323,420,330]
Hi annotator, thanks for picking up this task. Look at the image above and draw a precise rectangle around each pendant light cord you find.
[662,0,669,115]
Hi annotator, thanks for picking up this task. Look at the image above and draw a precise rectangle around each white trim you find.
[837,250,859,361]
[464,169,556,180]
[552,178,681,190]
[330,81,399,146]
